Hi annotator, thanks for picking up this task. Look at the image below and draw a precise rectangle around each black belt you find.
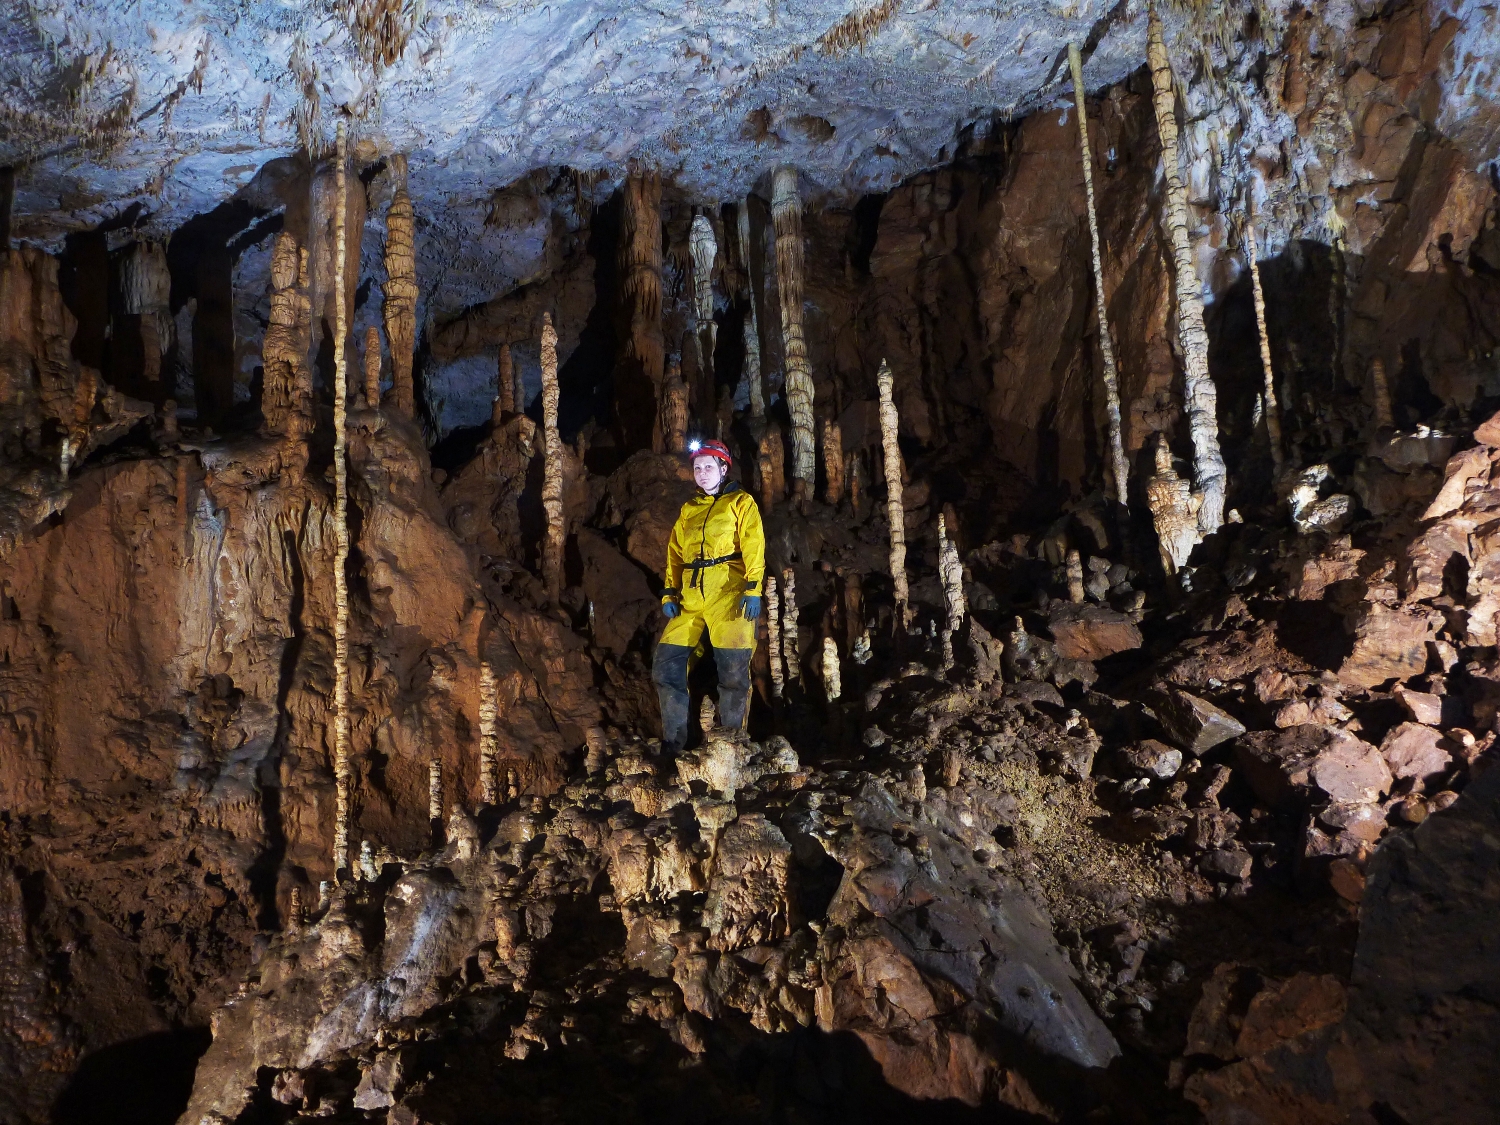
[686,551,742,589]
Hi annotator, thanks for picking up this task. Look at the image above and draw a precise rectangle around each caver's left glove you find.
[738,595,762,620]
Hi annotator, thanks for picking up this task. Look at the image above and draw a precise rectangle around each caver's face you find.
[693,455,728,494]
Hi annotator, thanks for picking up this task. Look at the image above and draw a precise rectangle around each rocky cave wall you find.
[0,1,1499,1123]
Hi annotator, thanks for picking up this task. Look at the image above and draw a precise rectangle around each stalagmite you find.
[699,696,717,732]
[1146,435,1202,581]
[362,326,381,410]
[540,312,565,606]
[822,636,841,703]
[1069,43,1130,507]
[758,423,785,509]
[772,166,816,493]
[331,121,353,875]
[162,399,179,441]
[287,885,304,930]
[781,567,800,684]
[1369,358,1393,431]
[1242,209,1282,466]
[584,727,608,774]
[479,660,499,805]
[496,344,515,423]
[1148,5,1226,536]
[689,214,718,384]
[737,201,765,422]
[821,417,844,505]
[765,573,784,697]
[660,361,688,454]
[1066,548,1085,604]
[620,169,665,451]
[428,759,443,821]
[261,231,312,452]
[939,512,965,671]
[383,154,417,418]
[877,360,910,625]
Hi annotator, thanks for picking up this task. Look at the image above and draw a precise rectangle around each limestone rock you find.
[1120,739,1183,780]
[1045,602,1143,662]
[1158,689,1247,756]
[1378,722,1454,788]
[1236,725,1387,809]
[1337,602,1436,688]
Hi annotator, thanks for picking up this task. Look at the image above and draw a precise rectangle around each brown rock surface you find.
[1046,602,1143,661]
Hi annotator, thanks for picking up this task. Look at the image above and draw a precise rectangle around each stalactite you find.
[428,758,443,821]
[737,201,765,423]
[781,567,800,684]
[765,573,784,698]
[660,360,688,454]
[383,154,417,418]
[540,312,565,606]
[690,214,718,387]
[331,121,353,875]
[1069,43,1129,507]
[1242,209,1282,467]
[362,326,381,410]
[1066,548,1085,604]
[479,660,499,805]
[772,166,816,492]
[877,360,910,625]
[1146,435,1201,582]
[1369,357,1393,432]
[620,169,665,451]
[121,240,172,394]
[496,343,514,424]
[758,423,785,509]
[1148,5,1226,537]
[821,417,844,506]
[846,452,861,520]
[822,636,841,702]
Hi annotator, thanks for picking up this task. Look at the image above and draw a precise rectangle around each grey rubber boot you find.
[714,647,754,731]
[652,643,693,753]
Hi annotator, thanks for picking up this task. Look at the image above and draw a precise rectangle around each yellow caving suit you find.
[653,481,765,750]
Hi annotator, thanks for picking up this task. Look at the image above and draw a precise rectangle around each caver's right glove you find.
[661,591,682,619]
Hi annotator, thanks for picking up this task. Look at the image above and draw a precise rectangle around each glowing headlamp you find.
[688,439,702,453]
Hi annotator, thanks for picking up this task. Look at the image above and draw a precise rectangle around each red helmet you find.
[688,438,732,467]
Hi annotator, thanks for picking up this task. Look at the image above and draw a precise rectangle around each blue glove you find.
[739,595,762,620]
[661,600,681,619]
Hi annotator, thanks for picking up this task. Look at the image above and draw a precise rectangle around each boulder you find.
[1158,689,1246,756]
[1045,603,1142,662]
[1337,602,1436,688]
[1392,684,1443,726]
[1235,725,1388,809]
[1378,722,1453,787]
[1119,740,1183,780]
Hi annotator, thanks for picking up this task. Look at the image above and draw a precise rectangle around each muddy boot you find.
[714,647,754,731]
[652,643,693,754]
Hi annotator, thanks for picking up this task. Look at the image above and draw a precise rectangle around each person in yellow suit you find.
[654,438,765,753]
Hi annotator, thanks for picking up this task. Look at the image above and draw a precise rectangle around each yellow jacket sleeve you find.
[663,501,687,599]
[735,491,766,593]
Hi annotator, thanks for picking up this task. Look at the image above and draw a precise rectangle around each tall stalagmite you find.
[938,512,965,671]
[660,361,688,454]
[479,660,499,805]
[737,201,766,422]
[619,169,665,451]
[1242,208,1283,466]
[331,122,353,874]
[540,312,565,606]
[261,231,313,473]
[821,418,844,506]
[766,574,784,698]
[758,423,785,509]
[1146,435,1201,580]
[1148,5,1226,536]
[362,327,381,409]
[781,567,800,685]
[383,155,418,418]
[689,213,718,392]
[496,344,514,423]
[1069,43,1129,507]
[772,167,816,492]
[877,360,909,625]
